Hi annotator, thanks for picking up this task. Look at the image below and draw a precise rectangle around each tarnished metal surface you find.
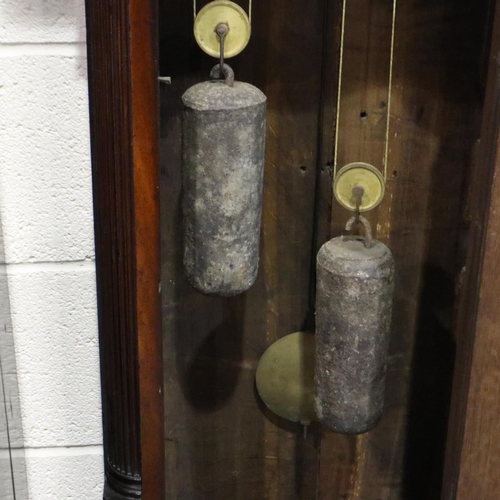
[256,332,316,425]
[182,79,266,296]
[210,63,235,87]
[315,234,394,434]
[345,215,373,248]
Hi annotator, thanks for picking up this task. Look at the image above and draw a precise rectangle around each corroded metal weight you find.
[315,218,394,434]
[182,69,266,296]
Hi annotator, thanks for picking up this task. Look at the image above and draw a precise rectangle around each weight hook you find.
[215,23,229,81]
[210,63,235,87]
[345,215,373,249]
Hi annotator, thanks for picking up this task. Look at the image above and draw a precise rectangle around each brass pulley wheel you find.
[194,0,251,59]
[334,162,386,212]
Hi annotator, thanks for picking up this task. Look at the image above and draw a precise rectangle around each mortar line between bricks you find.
[0,42,86,58]
[5,260,95,274]
[0,445,103,459]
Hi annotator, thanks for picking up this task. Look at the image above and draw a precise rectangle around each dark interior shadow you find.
[401,265,456,499]
[398,1,491,494]
[180,297,246,412]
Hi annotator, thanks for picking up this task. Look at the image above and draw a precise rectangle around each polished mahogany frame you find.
[85,1,164,499]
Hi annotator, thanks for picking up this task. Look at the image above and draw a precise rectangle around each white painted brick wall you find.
[0,1,103,499]
[0,52,94,263]
[0,1,86,44]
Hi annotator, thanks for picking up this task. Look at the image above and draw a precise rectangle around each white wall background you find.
[0,1,102,499]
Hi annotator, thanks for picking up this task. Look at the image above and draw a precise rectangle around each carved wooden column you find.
[85,2,164,499]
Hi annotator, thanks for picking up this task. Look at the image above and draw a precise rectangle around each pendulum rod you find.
[333,0,398,181]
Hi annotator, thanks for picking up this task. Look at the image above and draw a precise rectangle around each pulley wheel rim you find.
[194,0,251,59]
[334,162,386,212]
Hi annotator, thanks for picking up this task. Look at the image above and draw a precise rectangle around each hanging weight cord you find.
[333,0,398,182]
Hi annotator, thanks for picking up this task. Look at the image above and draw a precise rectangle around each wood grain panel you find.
[334,0,394,174]
[159,0,491,498]
[442,1,500,498]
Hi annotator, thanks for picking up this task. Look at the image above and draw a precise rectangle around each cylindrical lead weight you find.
[182,79,266,296]
[315,235,394,434]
